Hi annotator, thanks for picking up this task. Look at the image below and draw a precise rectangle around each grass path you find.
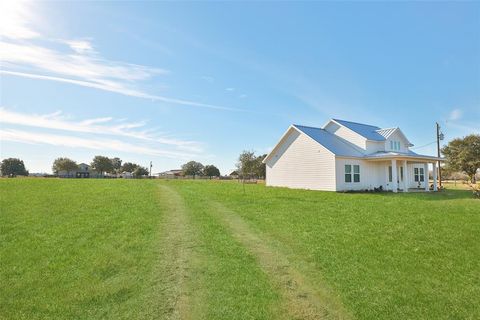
[208,201,351,320]
[145,184,200,320]
[164,182,349,319]
[167,182,285,320]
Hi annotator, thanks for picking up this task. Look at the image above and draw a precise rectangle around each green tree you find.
[203,165,220,178]
[0,158,28,177]
[133,166,149,178]
[236,151,267,179]
[111,157,122,174]
[91,156,114,176]
[52,157,78,176]
[254,154,267,178]
[181,161,204,178]
[441,134,480,183]
[121,162,138,173]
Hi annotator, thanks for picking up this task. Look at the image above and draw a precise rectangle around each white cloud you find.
[0,128,194,159]
[0,2,242,112]
[448,108,463,121]
[0,41,168,83]
[1,71,242,112]
[0,107,203,153]
[0,1,39,39]
[226,87,235,91]
[63,39,96,54]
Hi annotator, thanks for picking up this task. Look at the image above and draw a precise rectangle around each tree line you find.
[51,156,149,177]
[179,150,266,179]
[2,134,478,181]
[180,161,220,178]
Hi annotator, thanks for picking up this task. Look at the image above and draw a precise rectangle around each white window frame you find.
[414,167,425,182]
[345,165,352,183]
[390,140,401,151]
[353,165,360,183]
[345,164,360,183]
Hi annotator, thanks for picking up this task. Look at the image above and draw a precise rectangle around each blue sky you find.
[1,1,479,174]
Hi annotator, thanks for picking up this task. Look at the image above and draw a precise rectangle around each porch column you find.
[391,159,398,193]
[403,160,408,192]
[424,163,429,191]
[432,162,438,191]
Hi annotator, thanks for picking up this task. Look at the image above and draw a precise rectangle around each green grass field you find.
[1,179,479,319]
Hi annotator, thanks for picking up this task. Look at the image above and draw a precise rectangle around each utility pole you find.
[436,122,444,188]
[149,161,152,179]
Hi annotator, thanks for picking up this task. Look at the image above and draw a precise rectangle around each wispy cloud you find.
[0,1,242,112]
[225,87,235,91]
[0,128,194,159]
[448,108,463,121]
[0,107,203,153]
[0,1,39,39]
[1,71,242,111]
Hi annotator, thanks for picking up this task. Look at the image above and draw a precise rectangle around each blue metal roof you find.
[293,125,365,157]
[332,119,386,141]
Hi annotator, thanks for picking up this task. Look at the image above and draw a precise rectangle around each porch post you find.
[403,160,408,192]
[432,162,438,191]
[424,163,429,191]
[391,159,398,193]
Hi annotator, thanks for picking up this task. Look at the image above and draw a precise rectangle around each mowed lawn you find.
[1,179,479,319]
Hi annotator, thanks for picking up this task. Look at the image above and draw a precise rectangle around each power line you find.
[411,141,437,150]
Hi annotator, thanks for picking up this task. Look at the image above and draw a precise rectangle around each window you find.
[345,165,352,183]
[390,140,401,151]
[419,168,424,182]
[353,165,360,182]
[414,167,425,182]
[400,167,404,180]
[388,166,392,182]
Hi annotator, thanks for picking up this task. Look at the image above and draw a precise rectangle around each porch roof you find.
[363,151,444,162]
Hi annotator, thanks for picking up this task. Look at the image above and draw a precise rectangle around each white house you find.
[263,119,443,192]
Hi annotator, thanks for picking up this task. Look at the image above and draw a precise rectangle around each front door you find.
[387,165,403,191]
[413,166,425,189]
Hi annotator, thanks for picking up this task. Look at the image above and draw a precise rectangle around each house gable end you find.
[263,126,334,165]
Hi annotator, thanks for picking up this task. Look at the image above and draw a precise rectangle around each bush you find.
[471,184,480,199]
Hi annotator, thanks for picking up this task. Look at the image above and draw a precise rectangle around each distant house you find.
[156,169,183,178]
[76,163,91,178]
[58,163,100,178]
[229,170,239,179]
[120,171,133,179]
[263,119,443,192]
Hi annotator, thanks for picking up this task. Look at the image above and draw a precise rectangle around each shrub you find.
[471,184,480,199]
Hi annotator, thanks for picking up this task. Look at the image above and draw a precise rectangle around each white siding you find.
[335,158,386,191]
[365,141,385,154]
[385,130,410,153]
[265,129,336,191]
[324,121,367,151]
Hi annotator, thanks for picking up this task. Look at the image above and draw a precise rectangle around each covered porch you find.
[365,153,444,193]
